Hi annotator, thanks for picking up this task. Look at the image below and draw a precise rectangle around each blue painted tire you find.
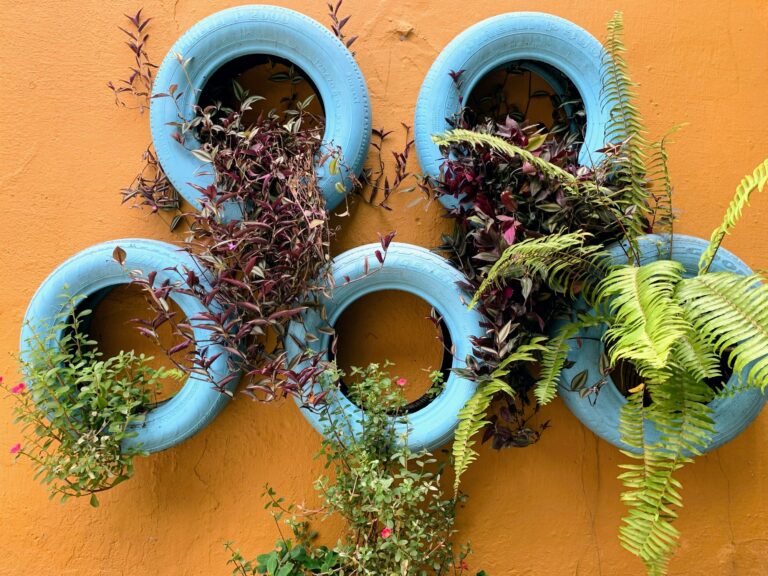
[150,5,371,213]
[559,234,767,453]
[285,243,485,452]
[20,239,240,454]
[414,12,608,210]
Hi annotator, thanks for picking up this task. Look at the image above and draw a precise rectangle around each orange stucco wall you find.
[1,1,768,574]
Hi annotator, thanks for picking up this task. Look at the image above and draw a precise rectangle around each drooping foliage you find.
[452,338,546,493]
[431,11,665,452]
[475,157,768,573]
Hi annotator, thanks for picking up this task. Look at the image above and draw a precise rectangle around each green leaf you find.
[698,159,768,273]
[599,259,686,373]
[570,369,588,393]
[678,272,768,390]
[190,148,213,163]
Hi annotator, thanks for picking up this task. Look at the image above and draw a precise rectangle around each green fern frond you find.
[432,129,578,188]
[598,260,687,372]
[618,449,684,576]
[698,159,768,274]
[535,311,617,405]
[677,272,768,390]
[470,231,606,309]
[618,365,715,574]
[534,323,580,405]
[650,365,716,458]
[451,378,510,495]
[618,382,646,454]
[672,329,720,383]
[452,338,547,494]
[602,11,652,239]
[646,126,685,237]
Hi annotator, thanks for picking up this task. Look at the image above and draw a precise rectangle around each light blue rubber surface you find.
[20,239,240,454]
[414,12,609,209]
[151,5,371,214]
[285,243,485,453]
[558,234,767,453]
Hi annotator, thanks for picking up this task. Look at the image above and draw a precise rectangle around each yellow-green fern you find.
[432,129,578,189]
[452,337,547,494]
[646,126,686,237]
[534,313,611,405]
[698,159,768,273]
[533,324,579,405]
[599,260,687,372]
[618,366,715,574]
[470,231,606,310]
[602,11,652,240]
[677,272,768,390]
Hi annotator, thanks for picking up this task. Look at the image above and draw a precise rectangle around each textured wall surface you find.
[1,1,768,574]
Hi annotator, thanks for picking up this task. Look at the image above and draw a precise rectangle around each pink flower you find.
[227,242,237,250]
[11,382,26,394]
[459,560,469,571]
[380,527,392,539]
[396,378,407,387]
[9,443,21,455]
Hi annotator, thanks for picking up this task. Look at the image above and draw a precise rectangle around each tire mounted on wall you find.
[151,5,371,213]
[285,243,485,453]
[558,234,768,453]
[414,12,609,209]
[20,239,240,454]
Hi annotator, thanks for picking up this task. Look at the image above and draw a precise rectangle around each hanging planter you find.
[284,243,484,452]
[20,239,240,454]
[414,11,609,209]
[557,234,768,453]
[150,5,371,212]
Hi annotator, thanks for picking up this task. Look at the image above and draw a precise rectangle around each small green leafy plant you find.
[226,363,483,576]
[5,296,182,506]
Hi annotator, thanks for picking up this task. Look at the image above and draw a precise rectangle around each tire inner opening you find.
[464,59,585,145]
[198,54,325,129]
[329,290,454,416]
[69,284,193,408]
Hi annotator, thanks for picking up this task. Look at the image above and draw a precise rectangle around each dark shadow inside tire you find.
[464,59,585,143]
[197,54,325,128]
